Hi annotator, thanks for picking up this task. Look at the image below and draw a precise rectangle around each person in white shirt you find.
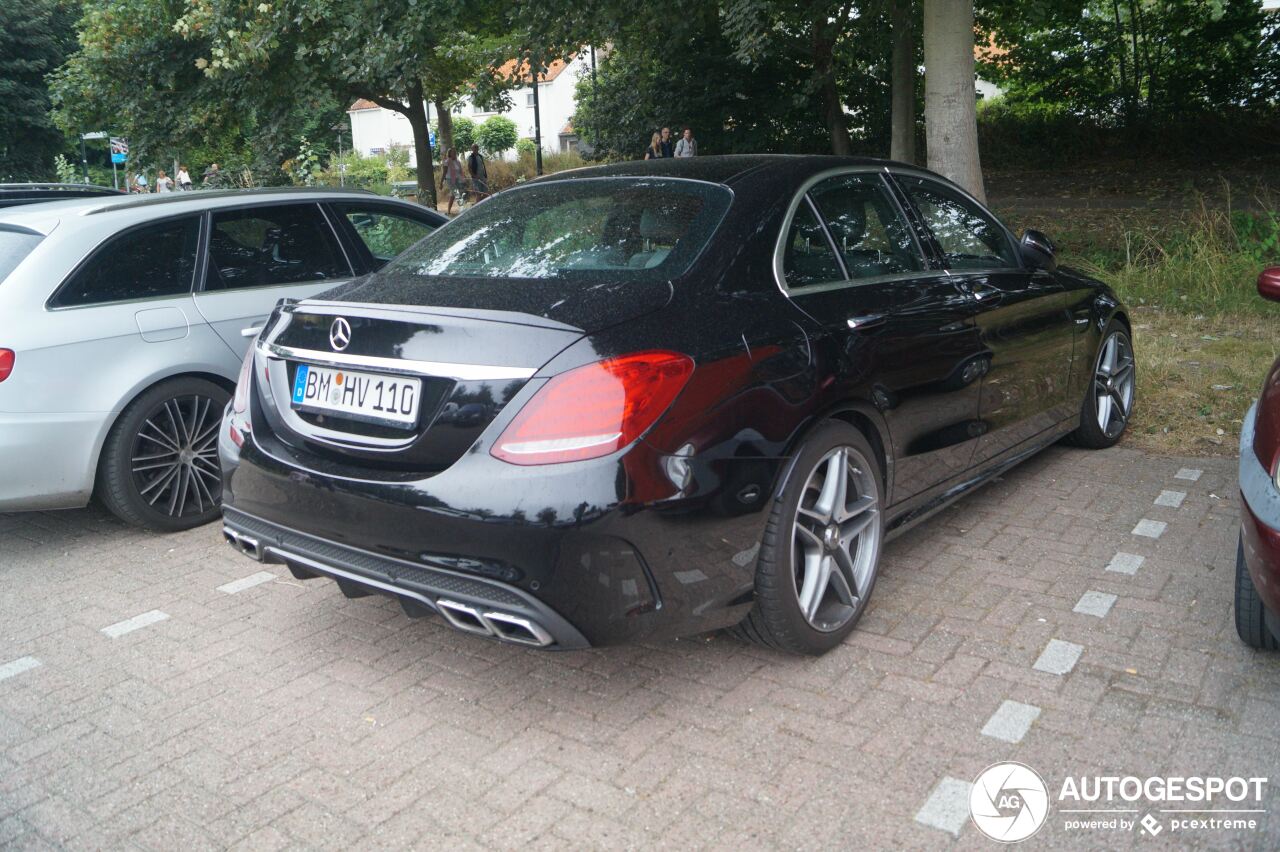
[154,170,174,193]
[675,127,697,158]
[176,165,192,191]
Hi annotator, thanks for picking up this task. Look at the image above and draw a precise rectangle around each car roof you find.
[0,187,433,235]
[529,154,919,187]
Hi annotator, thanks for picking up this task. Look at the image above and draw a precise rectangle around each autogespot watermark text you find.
[1058,774,1268,838]
[968,763,1269,842]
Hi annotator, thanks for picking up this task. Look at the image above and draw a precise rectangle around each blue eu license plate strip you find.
[291,364,309,405]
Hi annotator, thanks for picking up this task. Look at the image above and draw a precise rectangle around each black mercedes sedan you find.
[219,155,1134,655]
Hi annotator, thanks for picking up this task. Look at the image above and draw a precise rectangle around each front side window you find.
[50,216,199,308]
[899,176,1018,270]
[782,201,842,288]
[332,203,436,268]
[809,175,923,279]
[206,203,349,290]
[388,178,731,282]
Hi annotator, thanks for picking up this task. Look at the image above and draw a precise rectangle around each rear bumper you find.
[1240,402,1280,622]
[0,411,104,511]
[222,507,589,649]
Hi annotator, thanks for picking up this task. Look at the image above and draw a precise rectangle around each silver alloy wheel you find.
[791,445,882,632]
[130,395,223,517]
[1093,330,1135,438]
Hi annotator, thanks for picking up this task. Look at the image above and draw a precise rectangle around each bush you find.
[515,138,537,158]
[476,116,519,157]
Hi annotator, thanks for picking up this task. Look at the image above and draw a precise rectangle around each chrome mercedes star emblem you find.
[329,317,352,351]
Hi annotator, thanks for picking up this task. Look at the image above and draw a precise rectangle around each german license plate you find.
[291,364,421,428]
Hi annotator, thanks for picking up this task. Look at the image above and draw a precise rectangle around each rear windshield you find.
[0,228,42,285]
[386,178,732,281]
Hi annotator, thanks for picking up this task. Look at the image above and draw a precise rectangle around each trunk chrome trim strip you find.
[260,341,536,382]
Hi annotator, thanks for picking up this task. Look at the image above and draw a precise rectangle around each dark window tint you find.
[782,201,842,288]
[0,228,42,285]
[207,204,349,290]
[809,175,922,279]
[332,203,436,268]
[51,217,199,307]
[899,177,1017,270]
[388,179,731,281]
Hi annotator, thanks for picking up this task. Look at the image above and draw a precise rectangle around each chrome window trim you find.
[259,341,536,382]
[772,165,947,298]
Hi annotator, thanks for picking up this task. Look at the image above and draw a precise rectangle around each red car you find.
[1238,266,1280,649]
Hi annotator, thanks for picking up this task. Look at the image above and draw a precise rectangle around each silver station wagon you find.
[0,188,444,530]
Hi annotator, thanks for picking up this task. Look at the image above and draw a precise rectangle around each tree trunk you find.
[922,0,985,202]
[434,97,454,156]
[811,25,853,155]
[405,85,437,208]
[889,0,917,164]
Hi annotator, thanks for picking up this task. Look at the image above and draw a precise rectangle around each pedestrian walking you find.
[466,144,488,203]
[440,148,466,215]
[675,127,697,158]
[154,170,174,193]
[176,165,193,191]
[659,127,675,159]
[643,132,663,160]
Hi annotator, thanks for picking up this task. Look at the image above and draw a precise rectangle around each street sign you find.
[110,137,128,164]
[81,131,108,140]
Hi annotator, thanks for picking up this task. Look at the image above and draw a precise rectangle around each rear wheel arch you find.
[774,403,893,507]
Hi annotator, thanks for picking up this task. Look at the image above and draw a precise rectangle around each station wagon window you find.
[50,216,199,308]
[206,203,349,290]
[330,202,436,269]
[782,201,842,288]
[809,175,922,279]
[0,228,42,285]
[898,176,1018,270]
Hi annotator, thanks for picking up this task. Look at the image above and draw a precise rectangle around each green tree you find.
[0,0,76,180]
[476,115,519,156]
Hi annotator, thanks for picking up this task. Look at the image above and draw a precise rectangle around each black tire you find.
[96,377,230,532]
[729,421,884,655]
[1065,320,1135,449]
[1235,534,1279,650]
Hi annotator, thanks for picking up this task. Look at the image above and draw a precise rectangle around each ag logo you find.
[970,762,1050,842]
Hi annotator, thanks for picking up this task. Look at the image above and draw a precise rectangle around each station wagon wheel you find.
[729,421,884,655]
[97,377,231,532]
[1065,320,1135,450]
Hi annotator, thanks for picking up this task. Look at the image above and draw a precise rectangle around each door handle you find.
[846,314,886,331]
[240,324,265,338]
[969,282,1003,304]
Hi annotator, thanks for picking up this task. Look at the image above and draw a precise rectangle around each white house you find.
[347,51,592,166]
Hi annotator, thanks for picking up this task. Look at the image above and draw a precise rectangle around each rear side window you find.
[0,228,42,285]
[50,217,200,308]
[206,203,349,290]
[808,175,923,279]
[331,203,436,268]
[782,201,842,288]
[898,176,1018,270]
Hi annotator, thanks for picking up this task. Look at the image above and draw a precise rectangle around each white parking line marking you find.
[982,700,1042,743]
[217,571,277,595]
[101,610,169,638]
[1074,591,1118,618]
[1154,490,1186,508]
[1132,519,1167,539]
[0,656,41,682]
[915,777,973,836]
[1033,639,1083,675]
[1107,552,1145,575]
[1175,468,1202,482]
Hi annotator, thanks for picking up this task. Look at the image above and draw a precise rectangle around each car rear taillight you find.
[491,351,694,465]
[0,349,12,383]
[232,346,255,414]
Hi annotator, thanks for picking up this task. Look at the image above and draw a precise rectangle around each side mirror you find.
[1259,267,1280,303]
[1019,229,1056,272]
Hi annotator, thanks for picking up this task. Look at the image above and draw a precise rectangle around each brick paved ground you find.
[1,445,1277,850]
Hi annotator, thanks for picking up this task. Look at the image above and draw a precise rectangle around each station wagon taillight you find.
[491,351,694,465]
[0,349,13,382]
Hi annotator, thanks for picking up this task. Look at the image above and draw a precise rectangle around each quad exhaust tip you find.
[436,599,554,647]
